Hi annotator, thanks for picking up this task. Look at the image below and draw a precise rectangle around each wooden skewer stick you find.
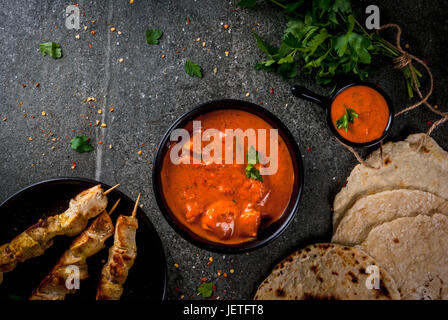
[132,193,141,218]
[108,199,121,216]
[104,184,120,195]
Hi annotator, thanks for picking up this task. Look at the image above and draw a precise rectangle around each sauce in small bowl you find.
[291,82,394,148]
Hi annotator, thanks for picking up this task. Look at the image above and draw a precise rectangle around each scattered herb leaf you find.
[39,42,62,59]
[336,104,359,132]
[70,135,94,153]
[245,146,263,182]
[185,59,203,78]
[145,28,163,45]
[198,281,215,298]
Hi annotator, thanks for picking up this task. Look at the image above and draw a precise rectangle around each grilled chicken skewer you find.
[29,199,121,300]
[0,184,119,284]
[96,194,140,300]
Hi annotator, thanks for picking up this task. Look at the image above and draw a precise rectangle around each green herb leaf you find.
[198,282,215,298]
[245,146,263,182]
[39,42,62,59]
[336,105,359,132]
[240,0,420,98]
[237,0,257,8]
[185,60,203,78]
[70,135,94,153]
[253,32,279,57]
[145,28,163,45]
[334,34,349,57]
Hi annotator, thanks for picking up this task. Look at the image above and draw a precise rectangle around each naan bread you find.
[332,189,448,246]
[333,133,448,229]
[361,214,448,300]
[254,243,400,300]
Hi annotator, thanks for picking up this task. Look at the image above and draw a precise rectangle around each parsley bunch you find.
[239,0,422,98]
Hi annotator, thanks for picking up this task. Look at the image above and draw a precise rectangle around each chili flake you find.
[71,162,77,169]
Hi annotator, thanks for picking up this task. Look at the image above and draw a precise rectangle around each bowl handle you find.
[291,85,329,108]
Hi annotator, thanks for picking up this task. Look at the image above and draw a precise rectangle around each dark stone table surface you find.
[0,0,446,299]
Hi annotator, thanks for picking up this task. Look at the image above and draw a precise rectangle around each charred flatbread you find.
[254,243,400,300]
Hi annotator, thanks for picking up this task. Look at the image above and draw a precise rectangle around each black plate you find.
[0,178,167,301]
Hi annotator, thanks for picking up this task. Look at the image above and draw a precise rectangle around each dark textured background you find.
[0,0,447,300]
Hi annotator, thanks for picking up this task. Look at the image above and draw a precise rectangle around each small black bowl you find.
[152,99,304,254]
[291,82,394,148]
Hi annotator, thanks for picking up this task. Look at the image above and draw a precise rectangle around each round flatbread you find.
[332,189,448,246]
[361,214,448,300]
[254,243,400,300]
[333,133,448,229]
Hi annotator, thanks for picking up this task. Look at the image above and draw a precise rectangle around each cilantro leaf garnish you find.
[185,60,203,78]
[145,28,163,45]
[39,42,62,59]
[198,281,215,298]
[245,146,263,182]
[336,104,359,132]
[70,135,94,153]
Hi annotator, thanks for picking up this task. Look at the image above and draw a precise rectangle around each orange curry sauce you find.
[330,85,390,143]
[160,109,295,244]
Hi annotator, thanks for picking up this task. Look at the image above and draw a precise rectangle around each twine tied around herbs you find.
[339,23,448,169]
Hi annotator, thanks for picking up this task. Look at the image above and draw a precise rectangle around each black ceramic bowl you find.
[291,82,394,148]
[152,99,304,253]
